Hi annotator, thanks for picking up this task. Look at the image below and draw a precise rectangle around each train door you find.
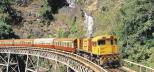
[88,39,92,52]
[92,40,99,55]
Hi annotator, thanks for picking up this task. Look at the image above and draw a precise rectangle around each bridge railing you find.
[122,59,154,72]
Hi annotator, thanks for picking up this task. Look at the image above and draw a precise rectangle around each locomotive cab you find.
[91,35,120,67]
[92,35,119,55]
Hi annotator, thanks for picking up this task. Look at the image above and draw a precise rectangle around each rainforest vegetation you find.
[117,0,154,67]
[0,0,154,67]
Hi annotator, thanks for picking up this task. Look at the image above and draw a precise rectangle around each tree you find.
[70,16,78,37]
[0,16,17,39]
[116,0,154,62]
[40,0,53,25]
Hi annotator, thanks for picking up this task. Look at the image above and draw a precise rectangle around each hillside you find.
[0,0,154,67]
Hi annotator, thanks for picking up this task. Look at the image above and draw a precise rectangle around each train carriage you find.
[0,40,13,46]
[33,38,55,48]
[13,39,34,46]
[54,38,77,52]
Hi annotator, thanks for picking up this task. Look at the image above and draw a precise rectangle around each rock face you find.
[85,0,98,11]
[10,0,122,38]
[66,0,98,11]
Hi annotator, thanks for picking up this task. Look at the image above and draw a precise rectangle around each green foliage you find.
[70,17,78,38]
[93,0,121,36]
[140,47,154,67]
[57,29,69,38]
[40,0,53,24]
[0,0,19,38]
[77,0,85,5]
[116,0,154,64]
[0,1,4,13]
[0,16,14,39]
[0,0,23,25]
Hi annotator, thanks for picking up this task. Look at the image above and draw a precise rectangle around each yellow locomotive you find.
[77,34,120,67]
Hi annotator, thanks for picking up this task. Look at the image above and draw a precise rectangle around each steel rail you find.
[0,46,107,72]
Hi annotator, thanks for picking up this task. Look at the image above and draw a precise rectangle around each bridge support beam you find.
[25,55,50,72]
[0,53,20,72]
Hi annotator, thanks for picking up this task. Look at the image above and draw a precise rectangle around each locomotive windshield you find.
[98,39,105,45]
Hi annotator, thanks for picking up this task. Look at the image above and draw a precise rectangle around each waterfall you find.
[84,12,94,38]
[67,0,76,8]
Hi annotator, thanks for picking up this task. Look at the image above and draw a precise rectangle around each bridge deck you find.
[0,46,107,72]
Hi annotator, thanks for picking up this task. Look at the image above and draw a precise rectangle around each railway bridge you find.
[0,46,153,72]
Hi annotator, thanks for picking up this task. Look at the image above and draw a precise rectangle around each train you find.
[0,34,120,67]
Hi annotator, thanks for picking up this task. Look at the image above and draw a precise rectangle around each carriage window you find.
[68,43,69,47]
[20,41,22,44]
[27,42,29,44]
[25,42,27,44]
[98,40,105,45]
[65,42,67,47]
[43,42,45,45]
[71,43,73,47]
[58,42,60,46]
[60,42,62,46]
[66,43,68,47]
[59,42,61,46]
[67,43,69,47]
[61,42,62,46]
[56,42,57,45]
[70,43,72,47]
[57,42,59,46]
[64,42,65,47]
[63,42,65,47]
[62,42,63,46]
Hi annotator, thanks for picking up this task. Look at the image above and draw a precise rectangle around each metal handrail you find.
[123,59,154,72]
